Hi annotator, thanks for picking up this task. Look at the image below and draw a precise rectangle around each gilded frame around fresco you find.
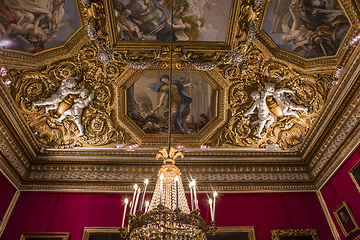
[349,159,360,194]
[333,201,360,238]
[19,232,70,240]
[271,229,319,240]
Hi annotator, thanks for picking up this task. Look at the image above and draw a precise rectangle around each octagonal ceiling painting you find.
[127,71,216,134]
[0,0,81,53]
[113,0,233,41]
[263,0,350,58]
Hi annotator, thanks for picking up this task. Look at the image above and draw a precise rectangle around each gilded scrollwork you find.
[6,43,125,149]
[216,44,329,150]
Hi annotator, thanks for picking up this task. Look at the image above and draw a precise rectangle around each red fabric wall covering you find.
[2,191,334,240]
[321,149,360,240]
[0,172,16,219]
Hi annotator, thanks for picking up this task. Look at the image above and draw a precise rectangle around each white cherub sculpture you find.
[244,90,275,139]
[31,77,83,113]
[264,82,308,118]
[55,88,95,137]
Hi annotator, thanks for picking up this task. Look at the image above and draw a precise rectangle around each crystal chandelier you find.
[120,147,217,240]
[119,2,217,239]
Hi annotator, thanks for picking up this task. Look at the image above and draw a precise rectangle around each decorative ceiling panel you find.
[0,0,358,191]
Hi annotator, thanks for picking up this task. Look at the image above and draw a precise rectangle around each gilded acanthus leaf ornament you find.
[156,148,184,164]
[7,43,125,149]
[215,44,329,150]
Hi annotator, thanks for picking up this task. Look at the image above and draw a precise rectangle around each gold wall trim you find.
[0,190,20,237]
[316,190,341,240]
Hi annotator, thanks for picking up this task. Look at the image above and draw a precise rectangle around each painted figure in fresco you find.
[148,75,192,133]
[264,82,308,118]
[156,5,191,41]
[31,77,83,113]
[126,0,168,36]
[243,91,275,139]
[55,88,95,137]
[4,15,48,43]
[281,3,313,53]
[3,0,66,32]
[297,0,350,56]
[0,0,66,52]
[117,9,142,40]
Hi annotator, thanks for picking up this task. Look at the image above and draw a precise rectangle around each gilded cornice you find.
[0,0,359,192]
[19,182,316,192]
[0,154,21,189]
[303,48,360,165]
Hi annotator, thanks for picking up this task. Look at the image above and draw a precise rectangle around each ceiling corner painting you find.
[263,0,350,58]
[127,71,216,134]
[113,0,233,41]
[0,0,81,53]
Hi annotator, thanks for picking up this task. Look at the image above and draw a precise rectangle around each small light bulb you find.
[160,173,164,181]
[134,184,138,190]
[144,178,149,185]
[175,176,179,182]
[124,198,128,204]
[209,199,213,205]
[145,201,149,206]
[213,191,217,197]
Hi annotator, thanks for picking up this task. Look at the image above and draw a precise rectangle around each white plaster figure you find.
[31,77,82,113]
[243,90,275,139]
[55,88,95,137]
[264,82,308,118]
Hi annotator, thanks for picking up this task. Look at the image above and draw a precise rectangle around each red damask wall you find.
[1,190,334,240]
[0,172,16,219]
[321,148,360,240]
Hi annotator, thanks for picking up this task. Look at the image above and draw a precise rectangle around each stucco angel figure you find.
[264,83,308,118]
[31,77,83,113]
[55,88,95,137]
[244,90,275,139]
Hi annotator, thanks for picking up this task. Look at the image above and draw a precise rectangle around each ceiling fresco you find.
[0,0,359,191]
[0,0,81,53]
[113,0,233,41]
[262,0,350,58]
[127,71,216,134]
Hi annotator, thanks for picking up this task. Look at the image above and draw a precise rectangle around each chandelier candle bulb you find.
[130,184,138,214]
[139,179,148,211]
[213,192,217,222]
[175,176,179,209]
[121,198,128,228]
[133,187,141,214]
[145,200,149,213]
[192,179,199,209]
[159,173,164,205]
[189,182,194,211]
[209,198,214,221]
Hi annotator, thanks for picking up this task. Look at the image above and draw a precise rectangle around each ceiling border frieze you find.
[315,123,360,189]
[309,70,360,176]
[301,48,360,158]
[0,85,38,157]
[0,154,21,189]
[18,181,316,192]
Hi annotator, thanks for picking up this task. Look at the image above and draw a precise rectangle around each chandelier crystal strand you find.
[178,176,190,213]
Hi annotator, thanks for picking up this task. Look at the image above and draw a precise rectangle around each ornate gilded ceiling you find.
[0,0,359,192]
